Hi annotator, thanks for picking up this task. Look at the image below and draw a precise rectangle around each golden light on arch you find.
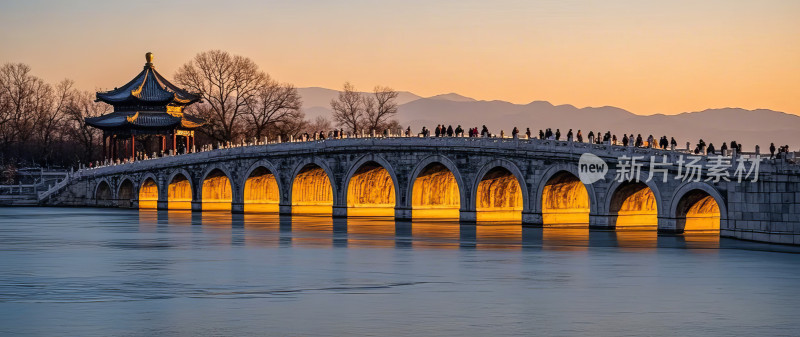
[347,162,396,217]
[167,174,192,210]
[476,167,524,222]
[244,167,280,213]
[677,190,721,232]
[541,171,589,225]
[138,178,158,209]
[202,169,232,211]
[412,163,460,219]
[292,164,333,214]
[609,182,657,229]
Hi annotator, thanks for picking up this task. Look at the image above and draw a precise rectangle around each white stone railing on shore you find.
[37,170,78,201]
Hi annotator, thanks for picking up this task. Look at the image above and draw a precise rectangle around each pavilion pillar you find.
[185,135,189,154]
[172,132,177,154]
[102,134,107,159]
[161,135,166,153]
[131,135,135,161]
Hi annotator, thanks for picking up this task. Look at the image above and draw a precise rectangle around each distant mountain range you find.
[297,87,799,151]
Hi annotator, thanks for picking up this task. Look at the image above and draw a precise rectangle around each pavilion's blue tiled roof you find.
[96,53,200,106]
[87,53,206,132]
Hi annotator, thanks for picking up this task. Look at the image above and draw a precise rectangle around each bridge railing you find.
[74,133,798,177]
[36,169,79,202]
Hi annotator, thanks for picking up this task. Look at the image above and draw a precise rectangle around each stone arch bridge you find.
[42,137,800,245]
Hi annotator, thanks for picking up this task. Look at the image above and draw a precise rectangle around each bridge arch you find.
[241,160,283,213]
[669,182,727,233]
[290,158,337,214]
[166,168,194,210]
[604,179,663,229]
[471,159,529,222]
[200,165,235,211]
[95,179,113,202]
[117,177,135,208]
[344,154,399,217]
[407,155,466,219]
[138,174,159,209]
[535,164,597,225]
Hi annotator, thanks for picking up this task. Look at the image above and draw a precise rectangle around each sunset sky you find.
[1,0,798,115]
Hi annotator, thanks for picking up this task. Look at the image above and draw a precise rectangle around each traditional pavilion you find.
[86,52,206,161]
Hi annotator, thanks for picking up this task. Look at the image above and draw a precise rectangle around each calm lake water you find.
[0,207,799,336]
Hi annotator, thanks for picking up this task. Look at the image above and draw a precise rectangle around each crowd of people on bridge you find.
[91,121,794,170]
[294,123,780,158]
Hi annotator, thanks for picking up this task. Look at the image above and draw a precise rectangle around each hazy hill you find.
[297,87,799,151]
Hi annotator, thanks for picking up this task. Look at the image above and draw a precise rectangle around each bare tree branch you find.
[330,82,363,133]
[243,77,302,141]
[363,86,398,132]
[174,50,269,143]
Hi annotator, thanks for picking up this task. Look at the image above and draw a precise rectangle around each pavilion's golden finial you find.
[145,52,154,65]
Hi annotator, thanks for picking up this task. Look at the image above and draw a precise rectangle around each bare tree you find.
[0,63,58,165]
[330,82,363,133]
[0,63,50,150]
[306,116,333,134]
[269,110,308,141]
[363,86,398,133]
[174,50,268,143]
[243,77,302,141]
[0,63,110,167]
[63,90,109,164]
[33,79,74,163]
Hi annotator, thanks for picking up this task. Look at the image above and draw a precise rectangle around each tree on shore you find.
[307,116,333,134]
[330,82,399,134]
[0,63,109,174]
[330,82,363,133]
[175,50,305,144]
[363,86,399,133]
[63,90,109,163]
[243,79,303,141]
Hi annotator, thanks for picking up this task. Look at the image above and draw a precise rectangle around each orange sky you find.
[1,0,798,115]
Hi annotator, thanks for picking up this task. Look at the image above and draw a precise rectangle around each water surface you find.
[0,207,798,336]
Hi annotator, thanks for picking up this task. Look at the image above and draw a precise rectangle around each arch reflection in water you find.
[347,162,396,217]
[542,227,590,250]
[202,169,232,211]
[345,217,397,247]
[412,163,460,219]
[475,224,522,250]
[609,182,657,229]
[410,220,462,249]
[293,215,336,247]
[136,211,720,250]
[292,164,333,215]
[677,189,721,232]
[138,178,158,209]
[198,211,234,246]
[476,167,523,222]
[168,174,192,210]
[542,172,589,225]
[244,167,280,213]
